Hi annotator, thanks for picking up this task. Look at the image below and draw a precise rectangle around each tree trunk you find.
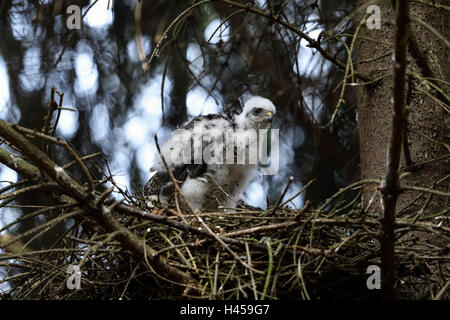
[355,0,449,298]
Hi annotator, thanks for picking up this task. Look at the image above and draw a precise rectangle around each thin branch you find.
[380,0,410,300]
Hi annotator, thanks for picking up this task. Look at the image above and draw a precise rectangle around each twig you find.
[260,238,273,300]
[269,176,294,214]
[281,179,315,207]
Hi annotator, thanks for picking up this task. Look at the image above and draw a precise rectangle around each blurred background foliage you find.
[0,0,359,248]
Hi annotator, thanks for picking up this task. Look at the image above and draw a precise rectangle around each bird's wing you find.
[145,163,187,196]
[179,113,230,129]
[222,99,243,122]
[145,114,232,197]
[144,162,208,196]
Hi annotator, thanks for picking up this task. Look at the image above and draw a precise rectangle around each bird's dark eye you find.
[252,108,263,115]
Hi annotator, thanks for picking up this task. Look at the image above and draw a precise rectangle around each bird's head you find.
[233,96,276,130]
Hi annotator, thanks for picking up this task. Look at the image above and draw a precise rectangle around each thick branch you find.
[0,145,41,181]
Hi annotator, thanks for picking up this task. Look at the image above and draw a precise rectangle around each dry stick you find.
[433,279,450,300]
[212,249,220,298]
[245,242,258,300]
[269,176,294,214]
[41,86,57,138]
[0,146,41,182]
[0,178,27,195]
[42,87,64,157]
[0,182,57,200]
[402,185,450,198]
[49,90,64,136]
[281,178,315,207]
[205,173,240,207]
[317,179,380,213]
[380,0,410,300]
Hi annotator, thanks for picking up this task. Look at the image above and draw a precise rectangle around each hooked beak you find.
[266,111,273,122]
